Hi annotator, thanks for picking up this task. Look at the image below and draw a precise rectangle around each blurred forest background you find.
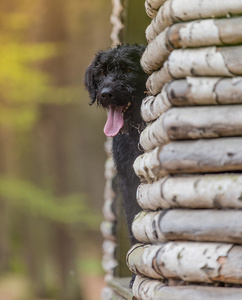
[0,0,112,299]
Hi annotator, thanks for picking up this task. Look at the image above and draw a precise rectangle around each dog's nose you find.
[101,88,115,100]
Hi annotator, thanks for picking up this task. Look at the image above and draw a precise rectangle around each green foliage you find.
[79,257,103,276]
[0,8,82,131]
[0,178,102,229]
[0,1,110,297]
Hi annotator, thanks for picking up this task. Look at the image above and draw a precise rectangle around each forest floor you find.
[0,273,104,300]
[0,274,31,300]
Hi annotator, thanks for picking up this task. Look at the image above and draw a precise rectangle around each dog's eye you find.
[100,69,105,76]
[126,68,132,73]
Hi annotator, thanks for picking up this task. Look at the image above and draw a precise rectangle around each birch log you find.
[141,77,242,123]
[127,242,242,284]
[141,27,171,74]
[136,174,242,210]
[133,138,242,183]
[133,147,164,183]
[141,88,171,123]
[140,105,242,151]
[166,77,242,108]
[147,46,242,95]
[100,220,116,241]
[145,0,167,18]
[133,276,242,300]
[103,157,116,221]
[110,0,123,46]
[142,17,242,73]
[102,253,118,274]
[101,287,115,300]
[146,0,242,42]
[132,210,242,244]
[102,198,116,221]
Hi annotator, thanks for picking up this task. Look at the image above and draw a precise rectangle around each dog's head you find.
[84,44,148,137]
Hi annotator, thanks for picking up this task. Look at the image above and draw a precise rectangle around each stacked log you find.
[101,140,118,282]
[102,1,125,299]
[127,0,242,299]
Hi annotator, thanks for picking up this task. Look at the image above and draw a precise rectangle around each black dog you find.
[84,44,148,245]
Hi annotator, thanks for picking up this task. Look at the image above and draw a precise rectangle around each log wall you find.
[101,1,123,299]
[127,0,242,299]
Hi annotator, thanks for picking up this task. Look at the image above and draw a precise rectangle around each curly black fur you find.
[84,44,148,245]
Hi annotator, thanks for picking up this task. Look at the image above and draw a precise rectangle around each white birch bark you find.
[133,138,242,183]
[136,174,242,210]
[146,0,242,42]
[104,156,116,180]
[133,147,166,183]
[102,253,118,274]
[146,62,173,96]
[139,114,169,151]
[126,243,166,279]
[168,17,242,49]
[127,242,242,284]
[103,240,117,257]
[140,105,242,151]
[147,46,242,95]
[103,157,116,221]
[102,197,116,221]
[142,17,242,73]
[141,77,237,123]
[133,275,242,300]
[166,77,242,107]
[141,88,171,122]
[100,220,116,242]
[110,0,123,46]
[132,211,167,243]
[132,209,242,244]
[132,276,165,300]
[101,286,115,300]
[145,0,167,18]
[141,27,171,74]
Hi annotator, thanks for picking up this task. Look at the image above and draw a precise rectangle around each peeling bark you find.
[127,242,242,284]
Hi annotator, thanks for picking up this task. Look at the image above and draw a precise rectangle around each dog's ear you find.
[84,61,97,105]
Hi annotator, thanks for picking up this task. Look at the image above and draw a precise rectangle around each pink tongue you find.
[104,106,124,137]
